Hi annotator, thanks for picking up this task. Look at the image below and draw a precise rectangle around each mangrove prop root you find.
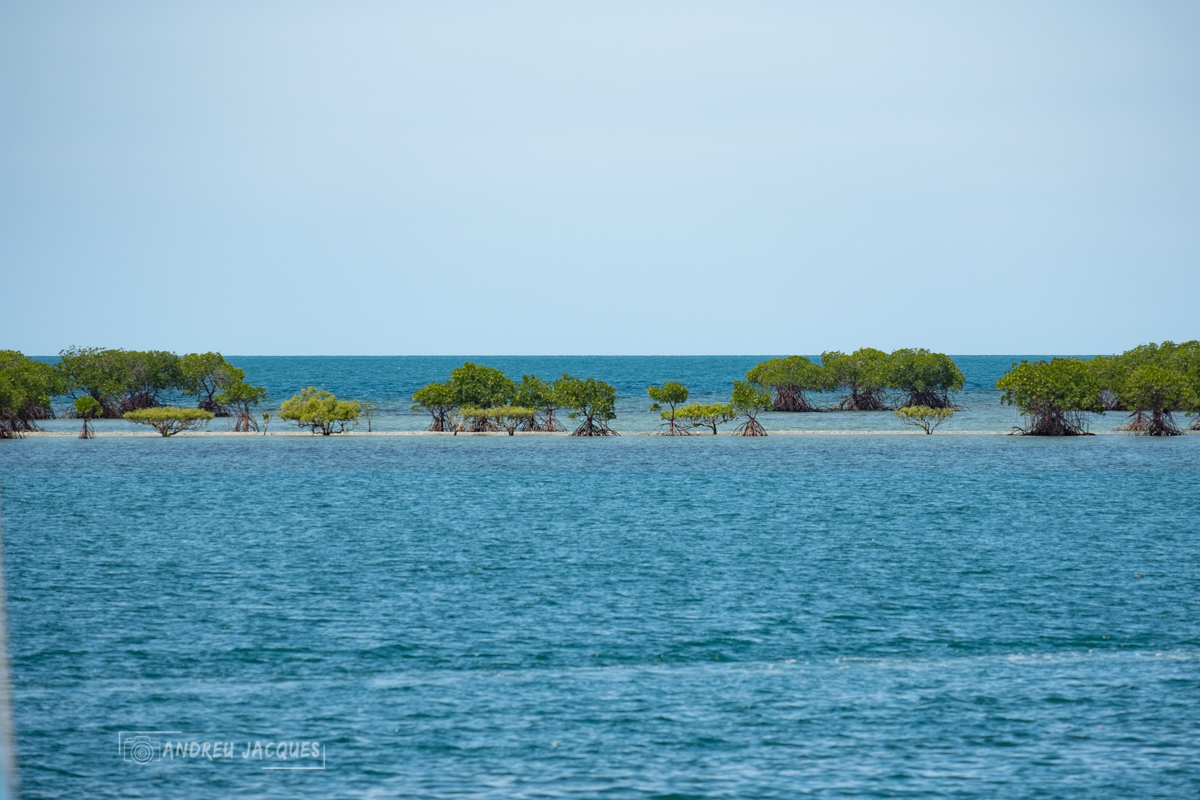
[735,417,767,436]
[570,418,619,437]
[837,391,889,412]
[465,416,502,433]
[654,418,692,436]
[232,411,259,433]
[1118,412,1151,433]
[520,410,566,433]
[1011,410,1093,436]
[773,385,817,412]
[1122,411,1183,436]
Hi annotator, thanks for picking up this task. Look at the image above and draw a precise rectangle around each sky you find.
[1,1,1197,356]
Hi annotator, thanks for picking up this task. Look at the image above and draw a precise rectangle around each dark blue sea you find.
[3,357,1199,798]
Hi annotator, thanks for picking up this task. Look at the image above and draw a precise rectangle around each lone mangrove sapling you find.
[412,381,457,432]
[217,379,268,432]
[894,405,954,434]
[74,396,102,439]
[732,380,772,436]
[648,382,690,435]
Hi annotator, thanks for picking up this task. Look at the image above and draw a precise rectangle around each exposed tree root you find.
[654,418,691,436]
[1121,411,1183,436]
[464,415,502,433]
[735,417,767,436]
[836,391,889,411]
[520,409,567,432]
[772,385,818,412]
[570,419,618,436]
[232,410,260,432]
[1117,411,1151,433]
[425,410,452,432]
[1011,410,1093,436]
[22,403,54,421]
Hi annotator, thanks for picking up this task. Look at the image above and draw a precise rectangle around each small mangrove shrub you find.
[894,405,954,434]
[649,382,690,435]
[123,407,214,437]
[74,395,102,439]
[677,402,735,434]
[732,380,772,436]
[279,388,361,435]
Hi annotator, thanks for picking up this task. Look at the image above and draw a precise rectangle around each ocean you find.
[2,356,1198,798]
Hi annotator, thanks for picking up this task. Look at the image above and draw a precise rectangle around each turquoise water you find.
[3,358,1200,798]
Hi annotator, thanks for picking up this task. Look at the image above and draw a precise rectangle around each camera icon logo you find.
[123,735,161,764]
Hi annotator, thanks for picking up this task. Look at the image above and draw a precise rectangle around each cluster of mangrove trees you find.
[8,344,1199,440]
[997,341,1200,436]
[745,349,965,413]
[413,363,618,436]
[0,348,268,438]
[647,380,773,436]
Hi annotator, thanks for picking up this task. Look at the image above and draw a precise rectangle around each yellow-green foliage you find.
[676,402,735,434]
[123,406,214,437]
[279,387,361,435]
[73,396,103,419]
[894,405,954,434]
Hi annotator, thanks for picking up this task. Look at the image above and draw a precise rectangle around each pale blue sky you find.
[1,2,1197,355]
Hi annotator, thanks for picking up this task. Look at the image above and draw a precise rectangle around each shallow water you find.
[2,429,1199,798]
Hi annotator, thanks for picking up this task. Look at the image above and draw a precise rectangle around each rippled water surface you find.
[3,359,1200,798]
